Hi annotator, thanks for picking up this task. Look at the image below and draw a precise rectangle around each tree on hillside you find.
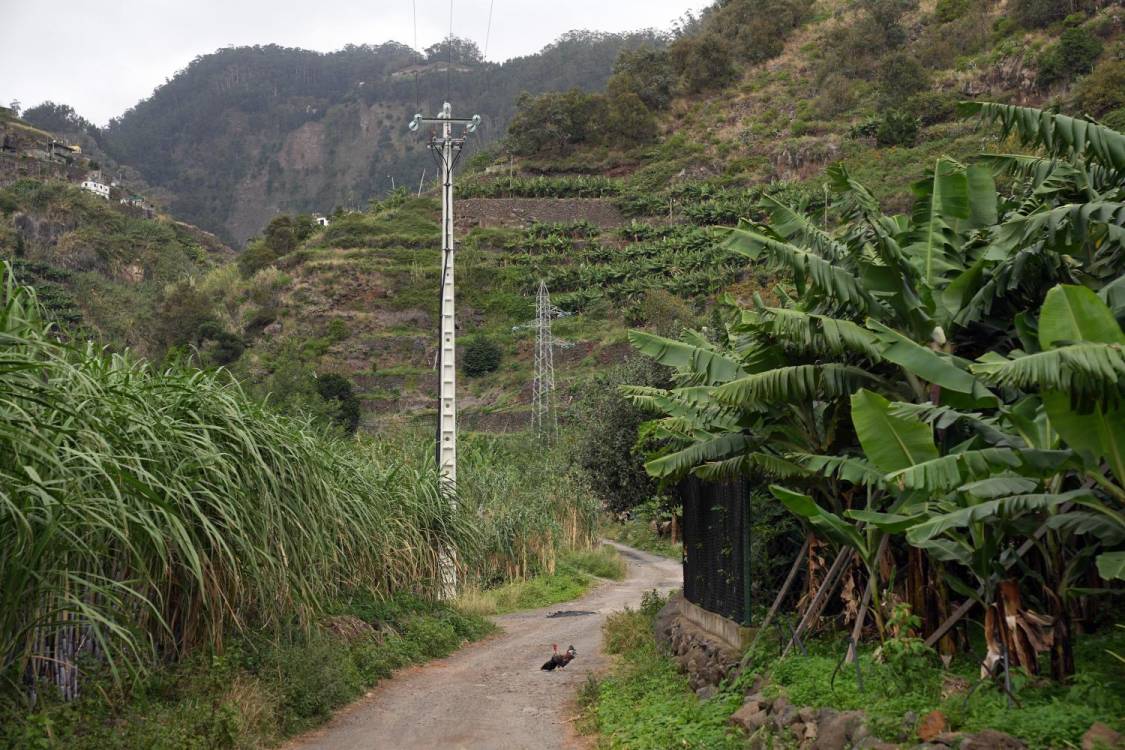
[21,102,94,134]
[506,90,607,156]
[605,92,658,145]
[710,0,815,63]
[570,357,669,513]
[425,36,484,65]
[609,48,675,111]
[316,373,361,434]
[669,34,738,95]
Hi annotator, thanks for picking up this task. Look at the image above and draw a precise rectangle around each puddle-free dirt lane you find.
[286,542,681,750]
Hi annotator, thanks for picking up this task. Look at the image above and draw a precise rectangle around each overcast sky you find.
[1,0,707,126]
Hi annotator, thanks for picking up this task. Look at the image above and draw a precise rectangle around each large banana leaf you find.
[962,101,1125,173]
[885,448,1022,491]
[850,388,939,474]
[1036,286,1125,485]
[972,344,1125,401]
[866,319,995,401]
[759,307,883,360]
[906,490,1094,543]
[1039,284,1125,347]
[694,451,807,481]
[760,194,848,261]
[1097,550,1125,581]
[770,485,865,551]
[793,452,885,486]
[904,158,970,290]
[988,201,1125,259]
[628,330,747,385]
[619,385,742,433]
[727,226,887,315]
[715,364,882,407]
[644,432,755,479]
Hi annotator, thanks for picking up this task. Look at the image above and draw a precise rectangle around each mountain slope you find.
[87,32,665,245]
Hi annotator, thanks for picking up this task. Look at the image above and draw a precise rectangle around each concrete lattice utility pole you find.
[409,102,479,598]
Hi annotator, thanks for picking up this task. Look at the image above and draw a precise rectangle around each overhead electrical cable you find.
[446,0,456,101]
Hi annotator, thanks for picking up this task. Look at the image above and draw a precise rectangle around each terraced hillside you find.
[225,192,757,432]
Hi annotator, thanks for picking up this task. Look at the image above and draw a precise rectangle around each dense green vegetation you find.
[2,594,494,750]
[618,103,1124,743]
[456,545,627,616]
[0,265,599,741]
[580,591,744,749]
[584,591,1125,748]
[0,180,228,353]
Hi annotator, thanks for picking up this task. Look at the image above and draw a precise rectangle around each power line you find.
[482,0,495,61]
[447,0,454,101]
[412,0,421,110]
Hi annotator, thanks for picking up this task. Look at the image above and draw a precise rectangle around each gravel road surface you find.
[285,541,681,750]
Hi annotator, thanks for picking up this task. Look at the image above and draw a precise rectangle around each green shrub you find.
[238,239,278,277]
[609,48,674,111]
[315,372,361,434]
[1012,0,1071,28]
[670,33,738,95]
[934,0,971,23]
[1074,55,1125,116]
[907,90,958,125]
[876,110,920,146]
[1038,27,1104,86]
[708,0,814,65]
[876,52,929,104]
[605,91,658,144]
[462,336,502,376]
[569,358,668,513]
[1103,107,1125,131]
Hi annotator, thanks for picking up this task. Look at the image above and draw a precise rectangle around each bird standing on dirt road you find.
[540,644,576,671]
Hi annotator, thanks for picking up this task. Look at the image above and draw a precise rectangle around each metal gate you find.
[678,476,752,625]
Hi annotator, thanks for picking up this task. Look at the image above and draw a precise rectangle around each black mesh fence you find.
[677,476,752,625]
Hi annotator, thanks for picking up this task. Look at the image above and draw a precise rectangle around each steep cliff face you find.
[95,32,664,245]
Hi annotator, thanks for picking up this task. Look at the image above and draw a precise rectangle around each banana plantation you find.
[626,103,1124,686]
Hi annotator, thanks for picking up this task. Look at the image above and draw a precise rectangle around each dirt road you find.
[286,542,682,750]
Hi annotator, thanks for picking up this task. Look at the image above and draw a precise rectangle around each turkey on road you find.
[540,644,576,671]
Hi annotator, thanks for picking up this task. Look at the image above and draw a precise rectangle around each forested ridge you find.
[24,31,664,245]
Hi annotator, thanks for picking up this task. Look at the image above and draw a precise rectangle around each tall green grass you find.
[0,263,600,704]
[0,265,476,696]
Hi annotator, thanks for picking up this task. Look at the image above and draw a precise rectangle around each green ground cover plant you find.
[580,591,744,750]
[456,545,627,616]
[0,595,495,750]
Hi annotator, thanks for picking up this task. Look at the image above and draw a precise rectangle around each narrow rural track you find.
[285,542,682,750]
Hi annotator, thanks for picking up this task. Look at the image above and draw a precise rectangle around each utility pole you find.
[514,280,572,443]
[409,102,480,598]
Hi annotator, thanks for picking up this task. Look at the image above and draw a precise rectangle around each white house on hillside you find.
[80,180,110,200]
[314,214,330,227]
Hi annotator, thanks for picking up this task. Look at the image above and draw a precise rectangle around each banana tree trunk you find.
[982,579,1054,678]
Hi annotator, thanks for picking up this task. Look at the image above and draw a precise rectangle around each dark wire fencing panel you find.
[677,476,752,625]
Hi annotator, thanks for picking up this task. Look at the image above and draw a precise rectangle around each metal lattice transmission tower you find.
[518,281,572,443]
[408,102,480,598]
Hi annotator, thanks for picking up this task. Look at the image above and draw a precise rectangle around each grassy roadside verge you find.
[578,590,744,749]
[579,592,1125,750]
[1,595,495,750]
[456,544,628,616]
[599,517,682,560]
